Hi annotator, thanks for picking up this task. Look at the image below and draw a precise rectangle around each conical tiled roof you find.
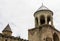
[37,4,49,11]
[2,24,12,33]
[34,4,53,16]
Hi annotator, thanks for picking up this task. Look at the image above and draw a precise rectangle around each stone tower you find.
[28,4,60,41]
[2,24,12,36]
[0,24,28,41]
[34,4,53,27]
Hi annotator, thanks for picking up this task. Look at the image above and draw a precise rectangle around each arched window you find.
[35,17,38,25]
[47,16,51,24]
[40,15,45,24]
[5,39,7,41]
[53,33,59,41]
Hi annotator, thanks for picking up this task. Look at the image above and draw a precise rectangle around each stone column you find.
[51,17,53,25]
[38,17,40,27]
[45,16,47,24]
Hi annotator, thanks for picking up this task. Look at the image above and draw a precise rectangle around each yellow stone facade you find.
[28,4,60,41]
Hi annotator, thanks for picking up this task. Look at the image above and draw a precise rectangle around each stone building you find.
[0,3,60,41]
[0,24,28,41]
[28,4,60,41]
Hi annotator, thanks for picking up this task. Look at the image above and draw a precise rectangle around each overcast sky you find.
[0,0,60,40]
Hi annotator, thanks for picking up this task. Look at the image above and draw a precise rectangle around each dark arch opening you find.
[40,15,45,25]
[5,39,7,41]
[53,33,59,41]
[47,16,51,24]
[35,17,38,25]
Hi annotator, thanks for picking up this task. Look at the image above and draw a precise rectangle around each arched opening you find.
[40,15,45,25]
[5,39,7,41]
[53,33,59,41]
[35,17,38,25]
[47,16,51,25]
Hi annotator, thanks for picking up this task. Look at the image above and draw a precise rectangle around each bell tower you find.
[29,4,60,41]
[34,4,53,27]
